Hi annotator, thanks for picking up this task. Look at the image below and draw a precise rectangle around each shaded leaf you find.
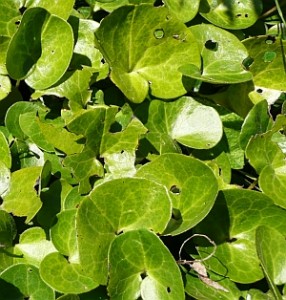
[108,229,184,299]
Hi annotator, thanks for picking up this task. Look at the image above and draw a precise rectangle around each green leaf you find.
[0,210,16,248]
[0,75,11,100]
[199,0,263,30]
[77,177,172,284]
[163,0,200,23]
[5,101,39,140]
[32,68,93,112]
[259,164,286,209]
[0,130,11,169]
[2,166,43,222]
[95,4,201,102]
[25,0,75,19]
[51,209,78,260]
[256,226,286,286]
[243,36,286,91]
[15,227,57,267]
[108,229,184,299]
[0,0,21,38]
[193,189,286,283]
[184,270,242,300]
[240,100,271,150]
[136,153,218,235]
[0,264,54,300]
[40,252,98,294]
[6,7,74,90]
[180,24,252,84]
[141,96,223,149]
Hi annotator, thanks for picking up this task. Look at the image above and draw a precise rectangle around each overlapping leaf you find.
[95,4,201,102]
[77,177,172,284]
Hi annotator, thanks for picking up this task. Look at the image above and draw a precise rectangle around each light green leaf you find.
[39,252,98,294]
[240,100,271,150]
[95,4,201,102]
[256,226,286,286]
[15,227,57,267]
[243,36,286,91]
[25,0,75,19]
[0,264,54,300]
[193,189,286,283]
[32,68,93,112]
[0,0,21,38]
[0,75,11,100]
[199,0,263,29]
[136,153,218,235]
[163,0,200,23]
[0,36,11,74]
[2,166,42,223]
[51,209,78,261]
[0,130,11,168]
[77,177,172,284]
[259,164,286,209]
[180,24,252,84]
[7,7,74,90]
[141,96,223,149]
[108,229,184,300]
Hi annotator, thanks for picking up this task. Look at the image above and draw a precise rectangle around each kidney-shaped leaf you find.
[95,4,201,102]
[77,177,172,284]
[143,97,223,149]
[243,36,286,91]
[6,7,74,90]
[108,229,184,299]
[180,24,252,84]
[136,153,218,235]
[256,226,286,286]
[0,264,54,300]
[193,189,286,283]
[199,0,263,30]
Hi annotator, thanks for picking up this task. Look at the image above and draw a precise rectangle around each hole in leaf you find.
[245,13,248,17]
[204,40,218,51]
[109,121,122,133]
[170,185,181,194]
[14,20,21,25]
[263,51,276,62]
[167,287,171,293]
[236,13,242,17]
[242,56,254,70]
[227,237,237,243]
[140,272,147,279]
[171,208,182,221]
[154,28,164,39]
[256,88,263,93]
[116,230,123,235]
[265,36,276,44]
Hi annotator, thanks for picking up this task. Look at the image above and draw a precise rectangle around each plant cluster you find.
[0,0,286,299]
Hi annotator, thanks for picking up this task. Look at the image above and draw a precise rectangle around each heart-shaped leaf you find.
[40,252,98,294]
[95,4,201,102]
[136,153,218,235]
[77,177,172,284]
[6,7,74,90]
[180,24,252,84]
[0,264,54,300]
[199,0,263,30]
[193,189,286,283]
[108,229,184,299]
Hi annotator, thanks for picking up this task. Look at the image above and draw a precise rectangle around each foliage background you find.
[0,0,286,299]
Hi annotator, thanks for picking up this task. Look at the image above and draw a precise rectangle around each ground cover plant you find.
[0,0,286,299]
